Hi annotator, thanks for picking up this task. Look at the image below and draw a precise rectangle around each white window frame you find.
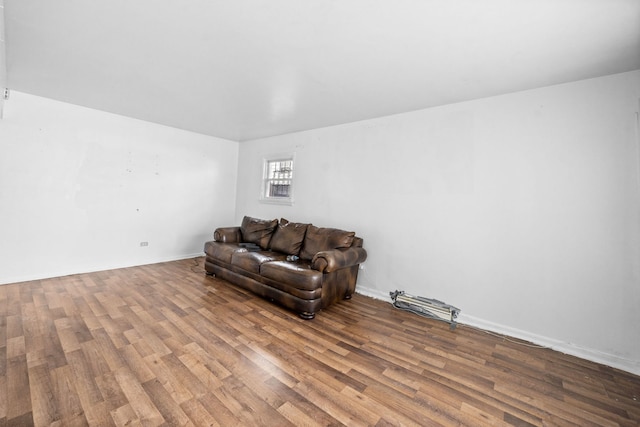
[260,154,295,205]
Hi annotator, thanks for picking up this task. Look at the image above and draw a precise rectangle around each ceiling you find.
[3,0,640,142]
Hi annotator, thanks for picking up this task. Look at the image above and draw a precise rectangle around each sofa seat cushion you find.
[260,261,323,291]
[205,241,246,264]
[231,251,287,274]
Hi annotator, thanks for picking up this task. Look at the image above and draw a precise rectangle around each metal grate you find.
[390,290,460,330]
[265,159,293,198]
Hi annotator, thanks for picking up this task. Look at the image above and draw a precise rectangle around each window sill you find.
[259,197,294,206]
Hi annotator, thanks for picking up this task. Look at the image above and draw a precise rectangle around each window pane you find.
[269,183,290,197]
[265,159,293,199]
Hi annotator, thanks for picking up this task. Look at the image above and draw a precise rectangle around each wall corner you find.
[0,0,6,119]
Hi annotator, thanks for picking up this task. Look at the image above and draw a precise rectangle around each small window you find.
[261,156,294,204]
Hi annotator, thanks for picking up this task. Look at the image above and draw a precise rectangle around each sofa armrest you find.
[214,227,242,243]
[311,247,368,273]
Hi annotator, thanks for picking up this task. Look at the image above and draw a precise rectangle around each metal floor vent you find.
[390,290,460,330]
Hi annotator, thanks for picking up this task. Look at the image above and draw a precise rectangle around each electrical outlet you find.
[140,241,149,247]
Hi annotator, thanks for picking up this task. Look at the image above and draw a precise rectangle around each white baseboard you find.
[356,286,640,377]
[356,286,393,302]
[458,314,640,377]
[0,252,204,286]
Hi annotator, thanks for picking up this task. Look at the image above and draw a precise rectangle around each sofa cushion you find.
[231,251,287,274]
[240,216,278,249]
[299,225,356,260]
[269,219,309,256]
[260,260,323,291]
[213,227,242,243]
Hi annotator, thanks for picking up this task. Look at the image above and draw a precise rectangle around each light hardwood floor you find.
[0,257,638,426]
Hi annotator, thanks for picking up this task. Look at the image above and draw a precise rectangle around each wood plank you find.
[6,354,32,421]
[179,397,221,427]
[110,403,141,427]
[113,367,164,426]
[277,400,324,427]
[94,371,128,414]
[49,364,87,426]
[141,378,193,427]
[27,363,60,425]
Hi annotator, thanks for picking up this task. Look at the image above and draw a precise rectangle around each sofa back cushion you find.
[269,218,309,256]
[299,225,356,260]
[240,216,278,249]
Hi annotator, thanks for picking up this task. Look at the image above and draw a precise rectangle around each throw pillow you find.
[269,218,309,256]
[240,216,278,249]
[299,225,356,260]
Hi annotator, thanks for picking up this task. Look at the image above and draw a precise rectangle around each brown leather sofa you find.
[204,216,367,319]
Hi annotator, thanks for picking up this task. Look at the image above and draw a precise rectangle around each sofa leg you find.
[205,271,215,277]
[299,312,315,320]
[344,294,352,300]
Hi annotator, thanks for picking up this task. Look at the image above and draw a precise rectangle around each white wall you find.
[236,70,640,375]
[0,0,6,117]
[0,92,238,284]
